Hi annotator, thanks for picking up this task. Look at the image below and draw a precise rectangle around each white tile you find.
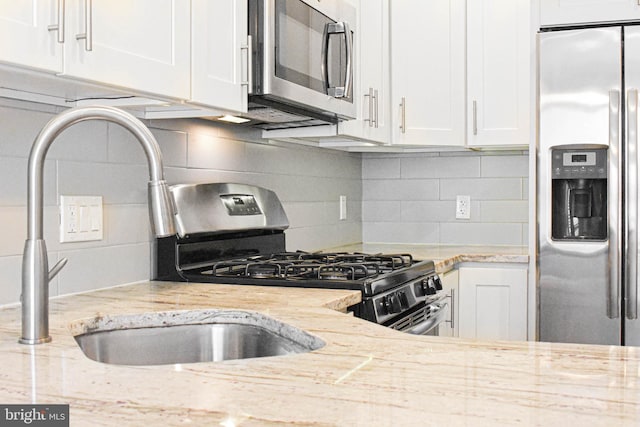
[440,223,523,245]
[188,133,246,171]
[480,154,529,177]
[282,202,330,228]
[0,206,27,256]
[362,201,401,222]
[363,222,439,244]
[440,178,522,201]
[0,255,22,305]
[0,157,57,206]
[401,200,479,222]
[48,120,108,162]
[57,243,150,295]
[108,124,187,168]
[479,201,529,223]
[363,179,439,201]
[0,106,53,157]
[362,158,401,179]
[401,156,480,179]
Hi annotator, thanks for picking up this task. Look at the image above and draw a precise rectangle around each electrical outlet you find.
[339,195,347,220]
[456,195,471,219]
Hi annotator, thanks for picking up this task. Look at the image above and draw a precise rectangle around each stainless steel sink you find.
[73,310,325,366]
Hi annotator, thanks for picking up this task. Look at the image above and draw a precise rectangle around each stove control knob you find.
[433,275,443,291]
[421,279,436,295]
[383,294,402,314]
[397,291,409,309]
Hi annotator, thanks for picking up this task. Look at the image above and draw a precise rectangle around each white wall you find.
[362,151,529,246]
[0,99,362,305]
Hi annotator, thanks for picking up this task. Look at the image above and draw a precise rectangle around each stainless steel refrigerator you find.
[538,25,640,346]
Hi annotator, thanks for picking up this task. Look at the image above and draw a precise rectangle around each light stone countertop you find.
[1,280,639,426]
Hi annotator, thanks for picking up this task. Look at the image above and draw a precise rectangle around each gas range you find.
[154,183,447,334]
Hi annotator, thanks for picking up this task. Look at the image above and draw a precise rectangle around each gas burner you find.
[245,262,284,278]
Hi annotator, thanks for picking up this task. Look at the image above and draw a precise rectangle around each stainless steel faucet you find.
[20,106,176,344]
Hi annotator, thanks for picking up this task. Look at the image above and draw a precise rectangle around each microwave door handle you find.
[323,21,351,98]
[627,89,639,320]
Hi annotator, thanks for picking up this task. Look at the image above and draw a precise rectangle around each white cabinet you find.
[337,0,390,144]
[63,0,190,100]
[389,0,466,146]
[466,0,530,147]
[540,0,640,27]
[191,0,248,113]
[438,269,459,338]
[458,266,528,341]
[0,1,62,72]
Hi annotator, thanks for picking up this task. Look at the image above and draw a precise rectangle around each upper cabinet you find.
[389,0,466,147]
[191,0,248,112]
[63,0,190,100]
[0,1,62,72]
[466,0,530,147]
[337,0,390,144]
[540,0,640,27]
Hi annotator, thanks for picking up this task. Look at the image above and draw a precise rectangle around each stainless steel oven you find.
[246,0,356,129]
[154,183,449,336]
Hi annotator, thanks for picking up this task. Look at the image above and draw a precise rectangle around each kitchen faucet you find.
[20,106,176,344]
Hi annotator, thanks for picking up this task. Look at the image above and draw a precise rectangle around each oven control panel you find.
[220,194,262,216]
[370,273,443,324]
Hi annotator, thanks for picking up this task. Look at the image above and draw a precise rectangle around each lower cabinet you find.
[458,265,528,341]
[437,269,459,338]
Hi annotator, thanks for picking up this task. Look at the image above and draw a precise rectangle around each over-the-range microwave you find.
[244,0,357,130]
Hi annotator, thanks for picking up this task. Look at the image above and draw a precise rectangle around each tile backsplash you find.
[0,99,361,304]
[362,151,529,246]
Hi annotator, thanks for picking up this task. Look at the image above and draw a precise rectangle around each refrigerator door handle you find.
[627,89,639,320]
[609,90,622,320]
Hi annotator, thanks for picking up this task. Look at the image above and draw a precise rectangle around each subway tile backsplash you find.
[362,151,529,247]
[0,98,529,305]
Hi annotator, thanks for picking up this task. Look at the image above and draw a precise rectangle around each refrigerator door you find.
[538,27,622,345]
[624,26,640,346]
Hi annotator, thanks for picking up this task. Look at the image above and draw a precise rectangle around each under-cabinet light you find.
[217,115,250,124]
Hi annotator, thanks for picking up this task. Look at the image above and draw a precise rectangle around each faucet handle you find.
[48,258,68,281]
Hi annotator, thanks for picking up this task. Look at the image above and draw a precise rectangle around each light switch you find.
[60,196,103,242]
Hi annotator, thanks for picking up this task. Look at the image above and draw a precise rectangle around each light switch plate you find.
[339,195,347,220]
[60,196,103,242]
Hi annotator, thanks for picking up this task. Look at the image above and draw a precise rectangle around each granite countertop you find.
[1,280,639,426]
[326,243,529,273]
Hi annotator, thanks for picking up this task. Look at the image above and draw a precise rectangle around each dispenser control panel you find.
[552,148,607,179]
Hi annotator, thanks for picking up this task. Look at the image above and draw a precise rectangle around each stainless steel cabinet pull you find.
[241,35,253,92]
[322,21,352,98]
[627,89,639,320]
[47,0,65,43]
[472,100,478,135]
[449,288,455,329]
[400,97,406,133]
[373,89,379,128]
[608,90,621,319]
[363,88,374,127]
[75,0,93,52]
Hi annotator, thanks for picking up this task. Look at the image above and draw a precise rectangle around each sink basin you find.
[72,310,324,366]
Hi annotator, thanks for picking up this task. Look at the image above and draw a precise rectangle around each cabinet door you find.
[390,0,465,146]
[540,0,640,27]
[0,1,62,72]
[63,0,190,100]
[191,0,248,113]
[466,0,530,147]
[438,270,459,338]
[458,267,527,341]
[338,0,389,144]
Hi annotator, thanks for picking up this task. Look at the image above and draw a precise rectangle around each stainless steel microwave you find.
[246,0,356,129]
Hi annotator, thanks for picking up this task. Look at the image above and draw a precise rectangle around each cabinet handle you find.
[472,100,478,135]
[373,89,379,128]
[363,87,373,127]
[400,97,406,133]
[47,0,65,43]
[75,0,93,52]
[446,289,455,329]
[241,35,253,92]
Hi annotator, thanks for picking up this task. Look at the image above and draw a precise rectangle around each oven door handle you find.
[403,302,448,335]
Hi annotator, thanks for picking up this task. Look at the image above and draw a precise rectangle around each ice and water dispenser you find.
[551,147,607,240]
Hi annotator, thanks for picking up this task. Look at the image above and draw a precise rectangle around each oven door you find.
[388,299,449,336]
[250,0,356,119]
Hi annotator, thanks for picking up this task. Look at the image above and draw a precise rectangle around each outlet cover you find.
[339,195,347,220]
[456,195,471,220]
[60,196,103,242]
